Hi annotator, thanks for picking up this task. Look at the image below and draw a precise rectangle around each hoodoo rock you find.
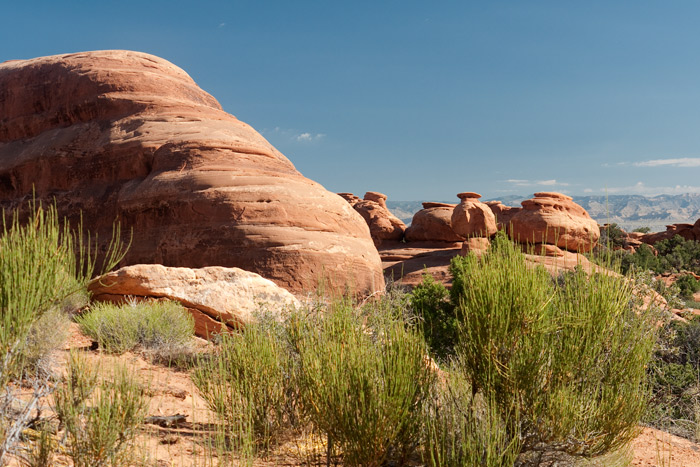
[404,202,463,243]
[450,192,497,238]
[340,191,405,244]
[508,192,600,253]
[0,50,384,294]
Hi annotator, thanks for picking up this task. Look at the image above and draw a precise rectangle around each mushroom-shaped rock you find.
[485,201,521,231]
[508,192,600,253]
[450,192,497,238]
[0,51,384,295]
[404,202,463,243]
[339,191,405,244]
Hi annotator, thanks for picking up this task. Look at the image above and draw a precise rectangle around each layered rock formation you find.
[404,202,462,243]
[339,191,405,244]
[451,192,497,239]
[0,50,384,294]
[508,192,600,253]
[89,264,300,338]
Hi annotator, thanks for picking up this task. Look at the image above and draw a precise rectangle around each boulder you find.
[460,237,490,256]
[0,51,384,295]
[89,264,300,338]
[340,191,405,244]
[508,192,600,253]
[404,202,463,243]
[485,201,521,230]
[450,192,497,238]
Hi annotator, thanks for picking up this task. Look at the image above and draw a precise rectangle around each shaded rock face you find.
[89,264,300,338]
[404,202,463,243]
[451,192,497,238]
[485,201,521,230]
[508,192,600,253]
[0,50,384,295]
[339,191,405,244]
[641,219,700,245]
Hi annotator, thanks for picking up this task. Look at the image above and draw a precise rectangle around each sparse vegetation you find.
[54,351,148,467]
[76,299,195,358]
[0,201,126,463]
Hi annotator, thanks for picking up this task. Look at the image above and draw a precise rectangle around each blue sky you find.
[3,1,700,201]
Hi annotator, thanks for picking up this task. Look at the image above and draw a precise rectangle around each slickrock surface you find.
[451,192,497,238]
[0,50,384,295]
[508,192,600,253]
[89,264,300,338]
[340,191,405,244]
[404,202,463,242]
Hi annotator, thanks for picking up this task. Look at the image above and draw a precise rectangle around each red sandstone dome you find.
[0,50,384,294]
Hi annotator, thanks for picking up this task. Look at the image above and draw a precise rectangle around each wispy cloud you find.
[590,182,700,196]
[218,22,226,28]
[505,179,569,187]
[261,127,325,143]
[295,132,325,142]
[634,157,700,168]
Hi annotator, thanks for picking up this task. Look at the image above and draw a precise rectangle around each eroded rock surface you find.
[339,191,405,244]
[404,202,463,242]
[451,192,497,238]
[0,50,384,295]
[508,192,600,253]
[89,264,300,338]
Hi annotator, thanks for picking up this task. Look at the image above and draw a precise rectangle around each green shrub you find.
[192,321,290,460]
[646,317,700,441]
[76,299,194,356]
[451,235,658,460]
[410,274,457,362]
[676,273,700,300]
[423,361,520,467]
[54,351,148,467]
[0,201,126,462]
[290,300,434,467]
[633,226,651,233]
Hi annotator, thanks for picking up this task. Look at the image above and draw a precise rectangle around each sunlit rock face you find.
[0,50,384,295]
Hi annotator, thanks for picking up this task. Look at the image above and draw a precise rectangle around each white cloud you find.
[261,127,325,143]
[634,157,700,168]
[591,181,700,196]
[218,22,226,28]
[505,179,569,187]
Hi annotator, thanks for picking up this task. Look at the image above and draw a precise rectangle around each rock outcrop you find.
[339,191,405,244]
[485,201,521,230]
[0,50,384,295]
[641,219,700,245]
[451,192,497,238]
[89,264,300,338]
[508,192,600,253]
[404,202,463,243]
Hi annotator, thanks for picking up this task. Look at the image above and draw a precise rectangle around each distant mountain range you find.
[387,194,700,233]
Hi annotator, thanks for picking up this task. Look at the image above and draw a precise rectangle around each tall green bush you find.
[450,234,658,460]
[290,300,434,467]
[0,202,126,461]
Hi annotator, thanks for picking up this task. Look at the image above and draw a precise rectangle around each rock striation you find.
[339,191,405,244]
[89,264,300,338]
[508,192,600,253]
[0,50,384,295]
[404,202,463,243]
